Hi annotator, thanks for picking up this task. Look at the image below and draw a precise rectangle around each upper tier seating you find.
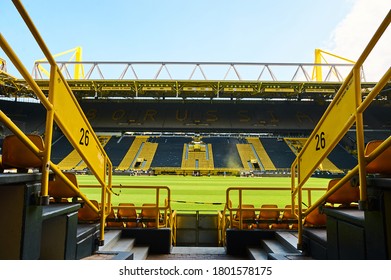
[104,136,135,167]
[260,138,296,169]
[203,137,242,168]
[151,137,189,168]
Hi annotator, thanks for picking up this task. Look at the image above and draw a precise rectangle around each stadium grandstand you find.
[0,1,390,261]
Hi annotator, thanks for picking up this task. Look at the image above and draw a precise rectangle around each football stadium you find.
[0,1,390,263]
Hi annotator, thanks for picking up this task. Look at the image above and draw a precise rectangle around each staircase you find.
[87,230,150,260]
[247,231,311,260]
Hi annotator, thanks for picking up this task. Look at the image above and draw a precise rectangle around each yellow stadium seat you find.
[304,207,326,228]
[140,203,163,228]
[118,203,139,228]
[78,200,100,223]
[106,206,124,228]
[257,204,280,229]
[1,134,44,170]
[326,178,359,207]
[232,204,256,229]
[276,205,298,229]
[48,172,79,202]
[365,140,391,175]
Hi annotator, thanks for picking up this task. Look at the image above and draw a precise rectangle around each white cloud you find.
[328,0,390,81]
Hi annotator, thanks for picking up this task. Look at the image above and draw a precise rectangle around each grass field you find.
[77,175,330,212]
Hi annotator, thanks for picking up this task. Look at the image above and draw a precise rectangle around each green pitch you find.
[77,175,329,213]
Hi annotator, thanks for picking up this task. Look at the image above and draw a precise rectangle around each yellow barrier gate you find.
[291,10,391,249]
[0,0,113,244]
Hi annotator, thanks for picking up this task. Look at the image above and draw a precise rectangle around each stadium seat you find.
[277,205,299,229]
[365,140,391,175]
[257,204,280,229]
[303,207,326,228]
[106,206,124,228]
[118,203,139,228]
[48,172,79,202]
[78,200,100,223]
[326,178,359,207]
[140,203,163,228]
[232,204,256,229]
[1,134,44,171]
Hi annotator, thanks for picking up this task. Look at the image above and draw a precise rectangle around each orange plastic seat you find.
[232,204,256,229]
[257,204,280,229]
[106,207,124,228]
[1,134,44,170]
[304,207,326,228]
[78,200,100,223]
[118,203,138,228]
[326,178,359,207]
[48,172,79,202]
[140,203,163,228]
[365,140,391,175]
[275,205,299,229]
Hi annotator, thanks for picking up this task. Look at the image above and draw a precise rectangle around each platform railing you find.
[0,0,113,244]
[291,10,391,249]
[79,184,176,245]
[218,186,327,246]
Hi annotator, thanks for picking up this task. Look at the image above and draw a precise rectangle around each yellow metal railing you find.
[218,186,326,246]
[0,0,113,244]
[291,10,391,249]
[79,185,176,245]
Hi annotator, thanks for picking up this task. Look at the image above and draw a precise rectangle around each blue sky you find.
[1,0,389,80]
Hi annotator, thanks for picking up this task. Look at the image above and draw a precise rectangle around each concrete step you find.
[260,231,308,260]
[268,253,314,260]
[146,247,245,260]
[247,247,268,260]
[261,238,297,255]
[171,247,226,255]
[275,231,299,252]
[99,230,122,251]
[132,246,150,260]
[98,230,149,260]
[100,230,136,252]
[105,237,135,252]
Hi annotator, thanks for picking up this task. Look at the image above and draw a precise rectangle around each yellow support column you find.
[314,49,323,82]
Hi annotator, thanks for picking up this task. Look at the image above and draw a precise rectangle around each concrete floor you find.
[146,246,247,260]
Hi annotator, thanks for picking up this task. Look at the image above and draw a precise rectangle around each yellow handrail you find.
[218,186,327,245]
[292,10,391,249]
[80,184,175,245]
[0,0,113,245]
[0,111,100,213]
